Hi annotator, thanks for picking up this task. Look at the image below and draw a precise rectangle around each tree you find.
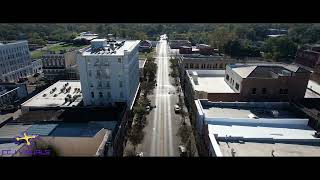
[262,36,297,61]
[177,124,192,145]
[144,60,158,82]
[140,81,155,97]
[128,126,144,152]
[224,39,261,58]
[133,104,146,119]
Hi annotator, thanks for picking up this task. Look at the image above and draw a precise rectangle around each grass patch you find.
[31,51,45,59]
[139,48,156,59]
[47,43,87,53]
[30,43,87,59]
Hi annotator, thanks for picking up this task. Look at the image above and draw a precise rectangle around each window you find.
[88,70,92,77]
[185,63,189,68]
[97,70,101,78]
[195,64,199,69]
[105,69,110,78]
[235,83,239,90]
[91,92,94,98]
[219,64,223,69]
[226,74,229,81]
[252,88,257,94]
[99,92,103,98]
[90,83,94,87]
[262,88,267,94]
[98,81,102,88]
[119,81,123,88]
[120,91,124,98]
[118,58,122,63]
[107,92,111,98]
[190,64,194,68]
[106,81,110,88]
[280,89,288,95]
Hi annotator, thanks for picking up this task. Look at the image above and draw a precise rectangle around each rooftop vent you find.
[271,110,279,118]
[248,113,258,119]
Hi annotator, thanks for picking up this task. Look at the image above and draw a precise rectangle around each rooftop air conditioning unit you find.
[248,113,258,119]
[271,110,279,118]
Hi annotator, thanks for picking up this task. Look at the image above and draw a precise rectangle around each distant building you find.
[194,99,320,157]
[0,82,28,108]
[169,40,191,49]
[31,59,43,74]
[77,39,140,108]
[196,44,215,55]
[139,40,153,53]
[179,46,192,54]
[295,48,320,69]
[42,50,79,81]
[0,41,35,82]
[73,32,99,45]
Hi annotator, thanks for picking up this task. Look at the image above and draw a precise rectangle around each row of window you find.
[0,45,28,56]
[90,80,123,89]
[226,74,240,91]
[43,59,65,67]
[251,88,288,95]
[185,63,226,69]
[91,91,124,98]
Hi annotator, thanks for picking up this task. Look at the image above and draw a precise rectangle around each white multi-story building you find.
[0,41,33,82]
[77,39,140,108]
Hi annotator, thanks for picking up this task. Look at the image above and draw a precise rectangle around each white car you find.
[174,105,180,113]
[136,152,144,157]
[146,106,150,112]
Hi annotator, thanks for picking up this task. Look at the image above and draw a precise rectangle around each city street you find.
[135,37,181,156]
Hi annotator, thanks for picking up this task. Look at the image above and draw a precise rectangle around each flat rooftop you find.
[209,124,316,141]
[308,80,320,94]
[82,39,140,56]
[0,121,117,139]
[187,70,236,93]
[21,80,82,108]
[203,106,300,119]
[218,141,320,156]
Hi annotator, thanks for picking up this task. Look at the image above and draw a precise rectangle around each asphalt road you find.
[136,38,181,156]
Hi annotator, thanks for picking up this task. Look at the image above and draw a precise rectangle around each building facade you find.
[42,50,78,81]
[0,41,33,82]
[169,40,191,49]
[77,39,140,107]
[0,83,28,107]
[224,64,311,101]
[295,49,320,69]
[31,59,43,74]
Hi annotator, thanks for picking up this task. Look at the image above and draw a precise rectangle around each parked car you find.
[174,105,180,113]
[136,152,144,157]
[178,145,187,157]
[146,106,150,112]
